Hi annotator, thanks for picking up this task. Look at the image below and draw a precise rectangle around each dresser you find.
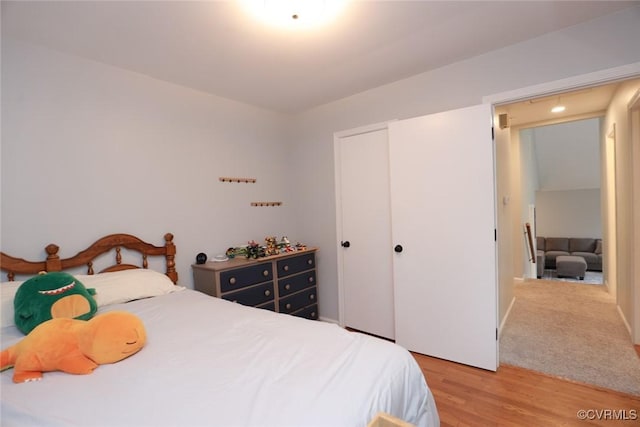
[192,248,318,320]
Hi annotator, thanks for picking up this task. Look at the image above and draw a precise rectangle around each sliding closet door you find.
[336,127,395,339]
[388,104,497,371]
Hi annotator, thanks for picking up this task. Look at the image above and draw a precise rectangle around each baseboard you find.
[514,277,524,283]
[499,296,516,338]
[616,305,633,338]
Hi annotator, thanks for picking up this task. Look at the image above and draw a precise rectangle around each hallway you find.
[500,279,640,396]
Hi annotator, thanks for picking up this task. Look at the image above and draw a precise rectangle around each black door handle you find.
[394,244,403,253]
[341,241,351,248]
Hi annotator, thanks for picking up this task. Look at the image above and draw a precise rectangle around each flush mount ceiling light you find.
[551,97,566,113]
[240,0,347,29]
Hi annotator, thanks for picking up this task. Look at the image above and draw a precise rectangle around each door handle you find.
[394,244,403,253]
[341,241,351,248]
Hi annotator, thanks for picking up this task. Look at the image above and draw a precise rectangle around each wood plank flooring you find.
[412,353,640,426]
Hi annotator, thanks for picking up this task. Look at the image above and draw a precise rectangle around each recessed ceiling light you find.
[240,0,347,29]
[551,105,566,113]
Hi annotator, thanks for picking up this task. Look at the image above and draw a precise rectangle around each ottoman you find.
[556,255,587,280]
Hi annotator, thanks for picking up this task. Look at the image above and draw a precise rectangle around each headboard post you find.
[164,233,178,284]
[44,244,62,272]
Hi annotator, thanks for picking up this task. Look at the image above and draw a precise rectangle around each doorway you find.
[519,117,605,286]
[495,77,640,301]
[490,72,640,391]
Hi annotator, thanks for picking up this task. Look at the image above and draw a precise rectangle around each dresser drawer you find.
[278,271,316,296]
[279,287,317,314]
[222,282,275,307]
[220,263,273,292]
[291,303,318,320]
[277,253,315,278]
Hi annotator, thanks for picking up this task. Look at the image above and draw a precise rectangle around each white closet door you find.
[337,128,395,339]
[388,104,497,371]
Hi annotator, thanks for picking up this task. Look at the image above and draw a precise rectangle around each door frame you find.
[484,61,640,344]
[333,120,395,328]
[629,89,640,343]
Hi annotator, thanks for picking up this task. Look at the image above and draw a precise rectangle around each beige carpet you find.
[500,280,640,396]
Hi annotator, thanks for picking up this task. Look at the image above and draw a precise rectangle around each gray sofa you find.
[536,237,602,272]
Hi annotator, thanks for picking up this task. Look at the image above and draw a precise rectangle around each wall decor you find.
[251,202,282,207]
[219,177,256,183]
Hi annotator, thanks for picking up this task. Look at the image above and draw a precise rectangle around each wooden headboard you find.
[1,233,178,284]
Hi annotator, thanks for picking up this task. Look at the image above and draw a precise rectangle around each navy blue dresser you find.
[192,248,318,320]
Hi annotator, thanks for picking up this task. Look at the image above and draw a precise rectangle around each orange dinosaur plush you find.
[1,311,146,383]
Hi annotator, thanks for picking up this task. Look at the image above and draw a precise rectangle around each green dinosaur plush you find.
[14,272,97,335]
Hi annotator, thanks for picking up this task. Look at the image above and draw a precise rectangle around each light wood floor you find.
[413,353,640,426]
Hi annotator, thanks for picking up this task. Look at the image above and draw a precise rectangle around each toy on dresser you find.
[279,236,295,253]
[265,236,279,256]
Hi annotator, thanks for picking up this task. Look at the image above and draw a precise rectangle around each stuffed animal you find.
[1,311,146,383]
[14,272,98,335]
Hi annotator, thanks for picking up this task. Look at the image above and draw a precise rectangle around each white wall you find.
[526,118,602,238]
[1,38,298,286]
[535,189,602,238]
[533,119,601,191]
[604,80,640,336]
[518,128,539,278]
[289,6,640,322]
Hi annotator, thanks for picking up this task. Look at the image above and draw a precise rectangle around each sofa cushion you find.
[569,238,596,253]
[595,239,602,255]
[545,238,569,252]
[572,251,598,265]
[536,236,545,251]
[545,250,570,268]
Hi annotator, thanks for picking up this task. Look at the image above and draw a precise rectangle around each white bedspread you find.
[1,290,439,427]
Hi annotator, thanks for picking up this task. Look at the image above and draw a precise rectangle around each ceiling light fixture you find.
[551,97,566,113]
[240,0,347,29]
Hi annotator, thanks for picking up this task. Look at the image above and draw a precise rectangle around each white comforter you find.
[1,289,439,427]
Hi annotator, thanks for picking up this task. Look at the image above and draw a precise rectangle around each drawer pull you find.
[264,290,271,297]
[229,277,236,285]
[310,294,315,300]
[308,277,314,283]
[307,259,313,265]
[283,265,289,272]
[285,284,291,290]
[263,270,269,277]
[286,303,292,310]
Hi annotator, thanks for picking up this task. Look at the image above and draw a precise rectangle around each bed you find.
[1,233,439,427]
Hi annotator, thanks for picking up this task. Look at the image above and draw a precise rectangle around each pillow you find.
[75,269,183,307]
[595,239,602,255]
[1,281,23,328]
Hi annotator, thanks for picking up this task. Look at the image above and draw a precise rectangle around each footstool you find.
[556,255,587,280]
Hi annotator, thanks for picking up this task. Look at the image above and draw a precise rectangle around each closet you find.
[335,104,498,371]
